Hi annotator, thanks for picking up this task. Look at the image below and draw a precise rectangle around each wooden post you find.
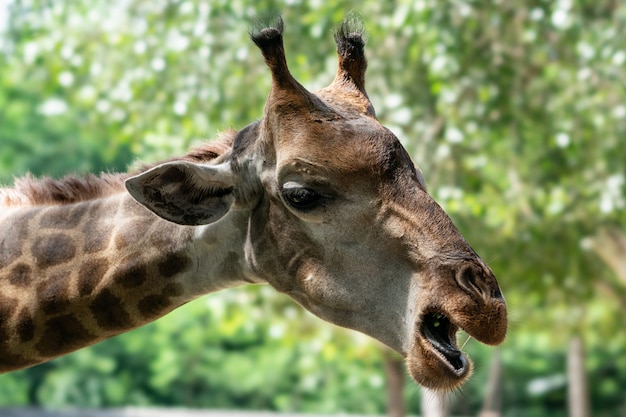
[383,348,406,417]
[567,336,590,417]
[479,348,503,417]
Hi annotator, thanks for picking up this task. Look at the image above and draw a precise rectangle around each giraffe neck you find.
[0,191,249,372]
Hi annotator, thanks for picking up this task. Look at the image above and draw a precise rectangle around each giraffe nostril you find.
[491,285,504,300]
[455,266,490,301]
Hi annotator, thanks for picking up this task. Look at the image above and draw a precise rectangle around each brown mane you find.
[0,133,235,207]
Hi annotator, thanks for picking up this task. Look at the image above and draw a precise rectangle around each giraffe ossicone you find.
[0,15,507,391]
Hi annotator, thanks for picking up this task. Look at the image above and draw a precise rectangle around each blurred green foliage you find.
[1,0,625,416]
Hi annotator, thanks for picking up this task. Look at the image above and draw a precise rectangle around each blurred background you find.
[0,0,625,416]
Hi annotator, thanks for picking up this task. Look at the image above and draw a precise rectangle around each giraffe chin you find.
[406,311,473,391]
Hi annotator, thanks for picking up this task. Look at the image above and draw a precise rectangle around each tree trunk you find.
[479,348,503,417]
[383,348,406,417]
[567,336,590,417]
[421,388,449,417]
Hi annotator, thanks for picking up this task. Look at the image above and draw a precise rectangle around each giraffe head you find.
[126,16,507,391]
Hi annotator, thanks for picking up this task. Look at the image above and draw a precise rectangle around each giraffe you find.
[0,16,507,391]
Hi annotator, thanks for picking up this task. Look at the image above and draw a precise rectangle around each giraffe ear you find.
[125,161,236,226]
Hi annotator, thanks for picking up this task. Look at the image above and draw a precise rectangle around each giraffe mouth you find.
[421,312,468,375]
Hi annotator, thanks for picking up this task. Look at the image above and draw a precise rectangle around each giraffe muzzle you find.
[405,259,507,390]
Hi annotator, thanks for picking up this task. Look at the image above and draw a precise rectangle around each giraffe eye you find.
[281,182,323,210]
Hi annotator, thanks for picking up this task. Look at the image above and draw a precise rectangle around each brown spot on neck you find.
[9,263,32,287]
[77,257,110,296]
[0,294,18,327]
[112,257,148,289]
[0,210,36,269]
[16,307,35,343]
[157,252,193,278]
[90,289,134,332]
[35,314,95,357]
[36,272,72,315]
[31,233,76,269]
[137,283,184,319]
[83,216,113,254]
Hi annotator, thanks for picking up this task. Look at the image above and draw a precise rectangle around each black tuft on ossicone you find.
[334,13,366,52]
[250,15,285,50]
[333,13,368,94]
